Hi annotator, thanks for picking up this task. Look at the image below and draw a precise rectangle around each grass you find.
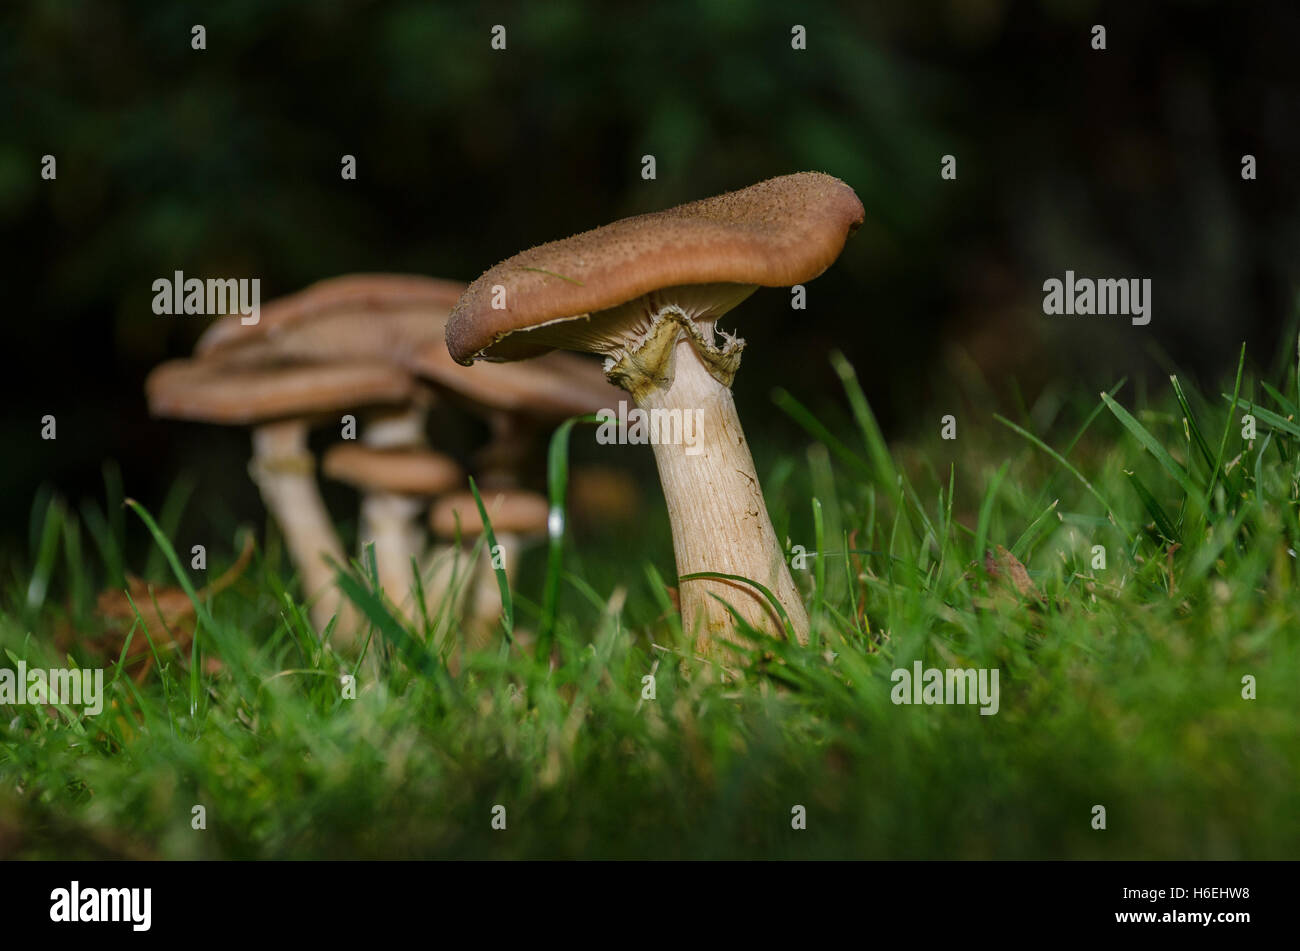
[1,342,1298,860]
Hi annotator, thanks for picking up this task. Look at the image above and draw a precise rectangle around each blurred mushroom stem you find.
[465,531,521,650]
[475,412,538,488]
[624,317,809,654]
[249,420,356,638]
[359,403,432,611]
[358,492,425,606]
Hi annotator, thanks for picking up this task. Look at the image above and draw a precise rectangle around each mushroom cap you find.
[193,273,619,420]
[323,444,463,495]
[446,172,864,363]
[146,359,415,425]
[409,345,622,418]
[210,308,453,370]
[429,488,549,538]
[196,273,466,359]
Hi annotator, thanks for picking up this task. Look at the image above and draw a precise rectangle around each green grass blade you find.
[771,387,875,481]
[468,476,513,646]
[1125,470,1181,544]
[829,350,903,508]
[994,413,1125,534]
[810,497,826,635]
[972,462,1009,578]
[678,570,795,641]
[1209,345,1248,505]
[144,474,195,581]
[1226,395,1300,439]
[539,414,599,658]
[25,494,64,614]
[1100,391,1197,497]
[1170,375,1216,475]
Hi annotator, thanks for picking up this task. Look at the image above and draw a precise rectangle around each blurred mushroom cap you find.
[323,444,463,496]
[410,345,622,419]
[429,488,549,538]
[146,359,415,425]
[196,273,465,358]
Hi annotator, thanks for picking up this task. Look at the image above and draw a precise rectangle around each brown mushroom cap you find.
[323,444,463,496]
[192,273,620,420]
[196,273,466,359]
[446,172,865,363]
[146,359,415,425]
[429,489,549,538]
[210,308,453,370]
[409,345,622,418]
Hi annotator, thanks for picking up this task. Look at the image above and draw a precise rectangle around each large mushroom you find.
[445,172,864,654]
[145,359,415,639]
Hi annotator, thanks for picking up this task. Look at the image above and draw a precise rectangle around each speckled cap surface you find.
[446,172,864,363]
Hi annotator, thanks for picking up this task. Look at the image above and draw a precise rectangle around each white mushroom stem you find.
[467,532,521,649]
[420,532,521,652]
[420,542,474,620]
[248,420,356,638]
[357,404,430,612]
[363,406,427,449]
[624,319,810,654]
[358,493,425,605]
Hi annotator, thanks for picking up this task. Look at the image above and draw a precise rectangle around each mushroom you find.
[145,359,415,640]
[428,488,549,651]
[322,443,463,610]
[195,273,467,363]
[196,274,623,629]
[409,343,621,488]
[444,172,864,654]
[198,272,621,487]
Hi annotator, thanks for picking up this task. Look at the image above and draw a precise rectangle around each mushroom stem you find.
[467,532,521,650]
[359,493,424,605]
[476,412,537,489]
[358,403,430,613]
[633,331,809,654]
[248,420,356,638]
[421,542,474,622]
[363,406,427,449]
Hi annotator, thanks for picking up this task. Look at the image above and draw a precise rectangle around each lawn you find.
[2,343,1298,860]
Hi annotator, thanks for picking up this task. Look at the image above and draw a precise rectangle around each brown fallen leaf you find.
[86,532,254,683]
[983,544,1042,600]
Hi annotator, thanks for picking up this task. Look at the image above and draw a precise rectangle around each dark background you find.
[3,0,1298,558]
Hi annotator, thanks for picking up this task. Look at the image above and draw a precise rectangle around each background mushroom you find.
[322,443,463,614]
[409,342,621,488]
[185,273,627,636]
[145,359,415,640]
[428,487,549,652]
[201,271,622,486]
[195,273,467,363]
[445,172,864,654]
